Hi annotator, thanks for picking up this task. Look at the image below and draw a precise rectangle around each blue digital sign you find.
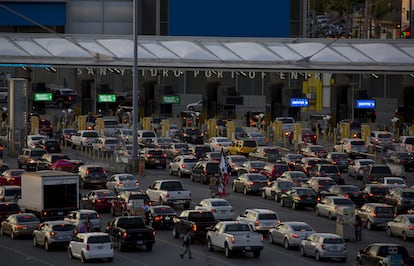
[356,99,376,109]
[290,98,309,107]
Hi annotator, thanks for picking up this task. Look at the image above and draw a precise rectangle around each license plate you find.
[155,160,160,163]
[58,211,63,215]
[165,217,170,220]
[137,241,143,244]
[245,247,251,250]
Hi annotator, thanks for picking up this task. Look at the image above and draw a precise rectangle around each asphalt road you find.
[1,146,414,266]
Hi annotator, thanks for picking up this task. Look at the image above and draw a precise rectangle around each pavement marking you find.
[0,244,56,266]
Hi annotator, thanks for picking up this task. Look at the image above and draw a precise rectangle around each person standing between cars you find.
[180,228,193,259]
[144,202,150,225]
[354,215,362,242]
[77,221,89,233]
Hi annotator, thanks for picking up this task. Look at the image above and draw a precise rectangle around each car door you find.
[106,176,117,191]
[272,223,286,245]
[36,223,49,246]
[393,216,404,236]
[70,234,83,257]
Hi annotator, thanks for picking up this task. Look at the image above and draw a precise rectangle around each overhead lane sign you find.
[356,99,376,109]
[290,98,309,107]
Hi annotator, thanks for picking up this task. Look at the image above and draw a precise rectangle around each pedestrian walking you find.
[354,215,362,242]
[179,228,193,259]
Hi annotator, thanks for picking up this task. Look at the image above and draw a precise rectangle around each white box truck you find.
[19,170,79,221]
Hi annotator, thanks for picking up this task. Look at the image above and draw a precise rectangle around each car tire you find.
[68,247,73,259]
[44,240,50,251]
[403,231,408,241]
[261,191,266,199]
[207,238,214,251]
[32,236,38,247]
[328,212,334,220]
[224,243,232,258]
[315,208,320,216]
[178,170,182,178]
[284,238,290,250]
[243,186,248,195]
[169,167,173,176]
[292,202,298,210]
[300,246,306,257]
[340,257,347,263]
[172,225,179,238]
[190,175,195,182]
[81,251,87,263]
[10,231,16,240]
[280,199,285,207]
[268,233,274,244]
[253,250,261,258]
[274,193,279,202]
[367,221,373,231]
[107,257,113,262]
[386,227,393,236]
[118,239,124,252]
[232,184,236,192]
[146,243,153,251]
[315,251,321,261]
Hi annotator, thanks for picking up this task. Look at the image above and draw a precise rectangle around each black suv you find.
[189,145,211,159]
[191,160,219,184]
[384,188,414,214]
[0,202,21,222]
[176,127,204,144]
[49,87,77,108]
[36,139,61,153]
[140,148,167,169]
[78,164,108,189]
[363,164,392,185]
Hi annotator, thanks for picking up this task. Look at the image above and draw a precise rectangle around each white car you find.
[169,155,198,178]
[315,196,355,220]
[186,100,203,111]
[380,177,407,189]
[26,134,49,149]
[268,221,316,249]
[195,198,235,221]
[387,214,414,241]
[68,232,113,263]
[105,174,140,193]
[236,208,279,233]
[300,233,347,262]
[64,209,102,232]
[0,87,8,102]
[207,137,232,152]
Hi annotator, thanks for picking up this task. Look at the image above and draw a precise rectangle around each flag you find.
[219,150,229,197]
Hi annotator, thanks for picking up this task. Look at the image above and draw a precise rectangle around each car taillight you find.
[409,225,413,230]
[373,212,377,217]
[110,243,113,249]
[162,153,166,157]
[147,154,153,158]
[122,232,128,238]
[296,196,302,201]
[192,224,197,232]
[155,216,162,221]
[96,199,102,203]
[291,233,299,238]
[118,182,124,186]
[230,236,236,243]
[255,220,259,226]
[165,193,169,198]
[135,181,140,186]
[248,181,254,186]
[85,138,89,143]
[15,225,24,229]
[86,244,90,251]
[50,231,57,236]
[181,164,185,169]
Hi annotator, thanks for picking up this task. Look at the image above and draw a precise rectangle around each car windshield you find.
[250,162,266,168]
[52,224,74,231]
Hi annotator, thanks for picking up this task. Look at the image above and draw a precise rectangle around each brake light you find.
[409,225,413,230]
[165,193,169,198]
[210,208,216,212]
[373,212,377,218]
[84,138,89,143]
[135,181,140,186]
[248,181,254,186]
[192,224,197,232]
[321,244,326,250]
[255,220,259,226]
[50,231,57,236]
[147,154,153,158]
[118,182,124,186]
[16,225,24,229]
[296,196,302,201]
[291,233,299,238]
[123,232,128,238]
[230,236,236,243]
[155,216,162,221]
[181,164,185,169]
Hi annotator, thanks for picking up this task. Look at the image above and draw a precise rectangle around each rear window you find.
[87,167,105,173]
[375,207,394,214]
[323,238,344,244]
[340,186,359,192]
[17,215,38,222]
[129,194,149,201]
[370,187,389,194]
[184,158,198,163]
[333,198,354,205]
[243,140,257,147]
[148,150,164,156]
[83,132,98,138]
[184,128,201,135]
[321,165,339,172]
[96,190,116,198]
[264,148,280,154]
[291,224,313,231]
[45,141,59,146]
[350,140,365,146]
[142,132,156,138]
[175,144,189,149]
[80,213,99,219]
[51,155,69,163]
[188,212,215,221]
[211,201,230,207]
[248,175,268,181]
[31,150,47,157]
[206,163,219,172]
[0,203,19,212]
[278,182,294,189]
[404,138,414,145]
[378,133,392,138]
[297,189,316,196]
[402,192,414,198]
[258,213,278,220]
[152,206,175,214]
[105,139,119,144]
[88,235,112,244]
[195,146,211,153]
[104,120,119,126]
[4,189,21,197]
[250,162,266,168]
[52,224,74,231]
[118,175,137,181]
[372,166,392,174]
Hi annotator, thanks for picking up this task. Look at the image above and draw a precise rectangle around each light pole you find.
[132,0,139,161]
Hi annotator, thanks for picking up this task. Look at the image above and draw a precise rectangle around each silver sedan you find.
[168,155,198,177]
[386,214,414,241]
[268,221,316,249]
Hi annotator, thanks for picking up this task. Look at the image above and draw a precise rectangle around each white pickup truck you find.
[146,180,191,209]
[206,221,264,258]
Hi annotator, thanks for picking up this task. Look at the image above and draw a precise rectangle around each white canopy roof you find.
[0,33,413,73]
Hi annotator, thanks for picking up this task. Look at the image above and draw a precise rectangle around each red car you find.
[81,189,117,212]
[289,128,317,145]
[0,169,25,186]
[50,159,84,173]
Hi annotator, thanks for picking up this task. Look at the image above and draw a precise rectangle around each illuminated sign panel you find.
[34,93,52,102]
[98,94,116,103]
[356,99,375,109]
[290,98,309,107]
